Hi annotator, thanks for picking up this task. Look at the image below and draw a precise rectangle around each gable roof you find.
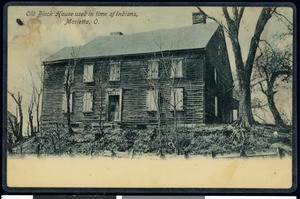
[44,22,219,63]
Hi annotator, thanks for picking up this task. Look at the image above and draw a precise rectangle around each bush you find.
[13,124,292,157]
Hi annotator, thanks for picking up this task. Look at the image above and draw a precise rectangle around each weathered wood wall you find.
[41,50,207,128]
[204,27,234,124]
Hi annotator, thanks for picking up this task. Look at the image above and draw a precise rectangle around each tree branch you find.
[196,7,229,33]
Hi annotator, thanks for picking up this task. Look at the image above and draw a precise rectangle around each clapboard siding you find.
[41,50,206,127]
[204,27,234,124]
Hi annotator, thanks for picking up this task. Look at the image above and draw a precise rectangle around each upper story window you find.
[109,62,121,81]
[170,58,183,78]
[170,88,184,110]
[64,66,74,84]
[146,89,158,111]
[62,92,74,113]
[83,64,94,83]
[83,91,93,113]
[214,67,217,83]
[218,43,221,56]
[148,60,159,79]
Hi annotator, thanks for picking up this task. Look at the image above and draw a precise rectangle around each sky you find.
[6,6,294,132]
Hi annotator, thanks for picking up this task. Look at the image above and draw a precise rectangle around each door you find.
[108,95,120,122]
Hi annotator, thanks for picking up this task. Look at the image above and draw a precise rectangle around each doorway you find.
[108,95,120,122]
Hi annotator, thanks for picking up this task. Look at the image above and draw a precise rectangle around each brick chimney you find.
[192,12,206,24]
[110,32,123,36]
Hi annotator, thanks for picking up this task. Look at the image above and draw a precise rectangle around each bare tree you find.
[8,91,23,142]
[254,44,292,127]
[28,88,35,135]
[64,47,80,134]
[28,62,44,135]
[142,58,164,156]
[197,7,276,127]
[142,46,188,155]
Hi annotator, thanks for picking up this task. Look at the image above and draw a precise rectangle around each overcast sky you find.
[7,6,293,131]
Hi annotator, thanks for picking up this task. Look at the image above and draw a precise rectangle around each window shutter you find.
[83,92,93,112]
[62,93,67,112]
[153,90,158,110]
[62,92,73,113]
[64,67,74,84]
[171,88,183,110]
[110,62,120,81]
[64,67,68,84]
[84,65,94,82]
[147,90,158,111]
[70,92,73,113]
[177,59,183,77]
[148,61,159,79]
[88,92,93,112]
[116,63,120,81]
[170,61,175,78]
[214,67,217,83]
[70,68,74,83]
[170,89,175,109]
[171,59,183,78]
[215,96,218,116]
[146,91,150,110]
[178,88,184,110]
[83,92,87,112]
[88,65,94,82]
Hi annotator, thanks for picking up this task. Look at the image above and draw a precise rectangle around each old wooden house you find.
[41,13,237,129]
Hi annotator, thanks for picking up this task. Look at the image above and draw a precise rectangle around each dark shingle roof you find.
[44,23,219,63]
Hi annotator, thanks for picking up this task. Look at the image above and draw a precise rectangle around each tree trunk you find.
[29,112,34,135]
[36,95,41,134]
[238,77,255,127]
[66,89,72,134]
[18,105,23,142]
[267,93,286,127]
[157,98,163,157]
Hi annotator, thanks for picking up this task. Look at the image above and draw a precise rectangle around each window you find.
[83,64,94,82]
[64,66,74,84]
[215,96,218,116]
[83,91,93,112]
[110,62,121,81]
[171,58,183,78]
[62,92,74,113]
[170,88,184,110]
[148,60,159,79]
[214,67,217,83]
[146,89,158,111]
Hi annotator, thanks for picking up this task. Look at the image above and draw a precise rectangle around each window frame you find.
[146,88,159,111]
[170,58,184,78]
[64,66,75,84]
[170,87,184,111]
[62,91,74,113]
[147,60,159,79]
[83,64,94,83]
[109,61,121,81]
[83,91,94,113]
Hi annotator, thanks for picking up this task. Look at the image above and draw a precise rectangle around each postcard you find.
[4,4,295,192]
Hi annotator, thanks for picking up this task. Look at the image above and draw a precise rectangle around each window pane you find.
[84,65,94,82]
[171,88,183,110]
[62,92,73,113]
[147,89,158,111]
[171,59,183,78]
[148,61,159,79]
[64,67,74,84]
[83,92,93,112]
[110,62,120,81]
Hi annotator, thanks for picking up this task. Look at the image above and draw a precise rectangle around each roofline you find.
[43,48,206,65]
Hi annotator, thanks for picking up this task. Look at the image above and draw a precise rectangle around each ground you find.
[9,124,292,158]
